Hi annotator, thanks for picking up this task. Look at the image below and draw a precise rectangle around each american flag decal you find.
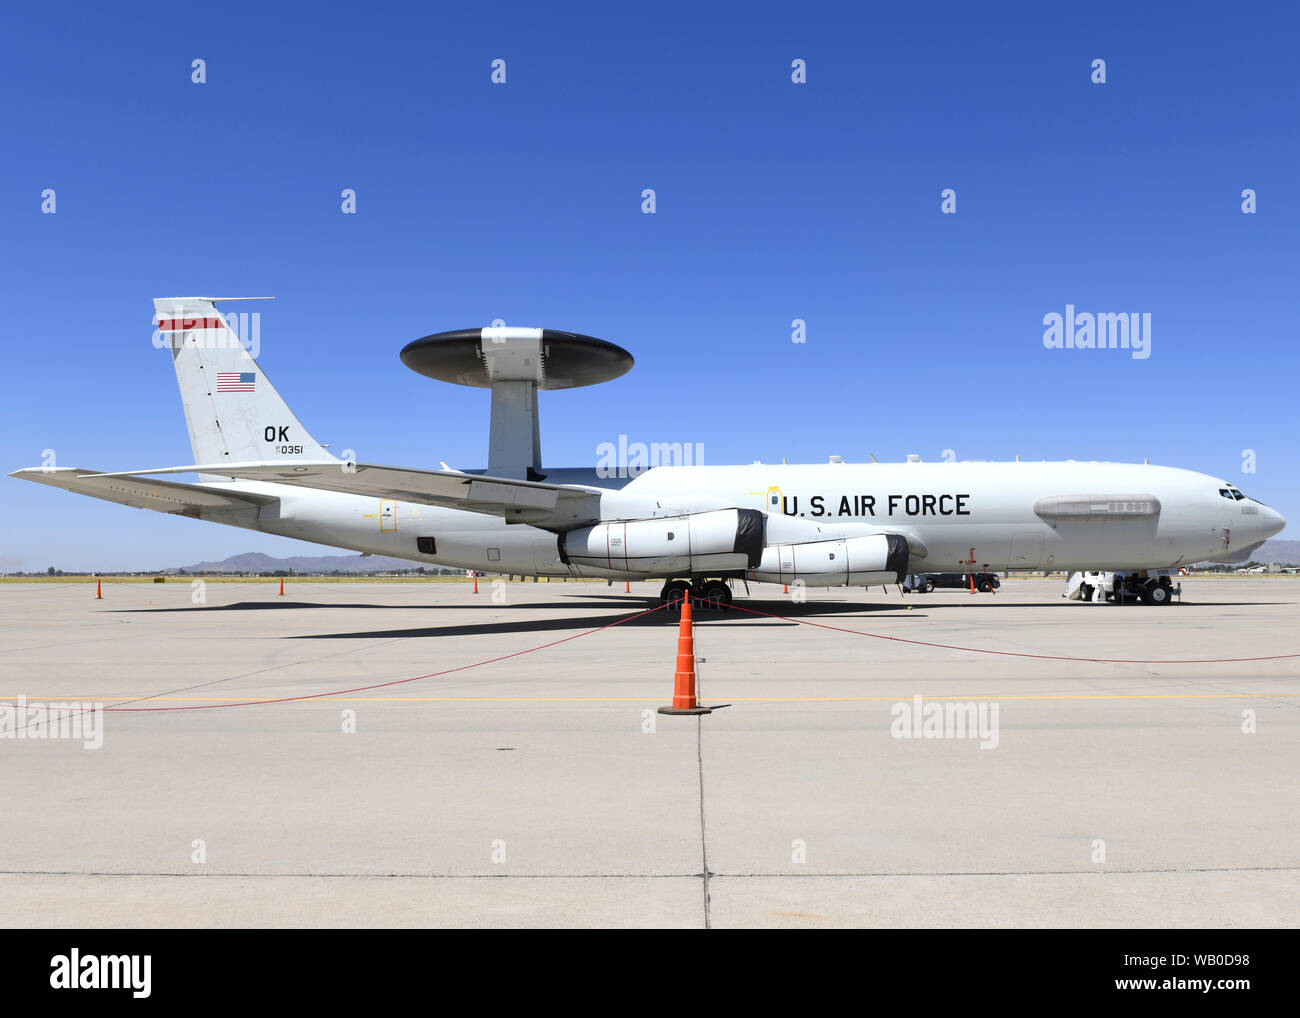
[216,372,256,392]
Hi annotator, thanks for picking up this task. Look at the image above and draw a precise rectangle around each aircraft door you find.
[380,500,397,532]
[1009,529,1044,569]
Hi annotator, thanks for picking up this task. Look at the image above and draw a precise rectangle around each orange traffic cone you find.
[783,584,788,593]
[95,578,102,600]
[658,589,711,715]
[625,581,630,593]
[279,577,285,596]
[473,574,478,594]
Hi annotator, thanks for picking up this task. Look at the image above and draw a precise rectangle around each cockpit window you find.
[1219,487,1246,501]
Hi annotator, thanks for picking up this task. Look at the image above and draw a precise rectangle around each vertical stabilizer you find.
[154,297,337,472]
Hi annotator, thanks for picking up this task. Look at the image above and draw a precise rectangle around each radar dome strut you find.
[400,327,633,480]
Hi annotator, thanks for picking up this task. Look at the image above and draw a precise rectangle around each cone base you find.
[657,706,713,715]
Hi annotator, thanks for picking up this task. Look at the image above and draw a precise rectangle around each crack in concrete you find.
[696,715,711,929]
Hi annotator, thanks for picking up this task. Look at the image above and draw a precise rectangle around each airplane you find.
[11,297,1287,608]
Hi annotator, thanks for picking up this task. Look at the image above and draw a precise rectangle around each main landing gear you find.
[659,578,734,609]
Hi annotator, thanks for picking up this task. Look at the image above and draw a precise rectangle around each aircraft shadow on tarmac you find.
[113,594,1276,614]
[109,594,1279,640]
[287,598,921,640]
[112,595,914,639]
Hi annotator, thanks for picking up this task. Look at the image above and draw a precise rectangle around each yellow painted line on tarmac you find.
[6,692,1299,704]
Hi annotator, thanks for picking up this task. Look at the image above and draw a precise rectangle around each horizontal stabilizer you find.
[85,461,603,529]
[10,467,277,516]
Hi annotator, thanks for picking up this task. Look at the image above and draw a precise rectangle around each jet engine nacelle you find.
[750,533,909,586]
[559,508,765,578]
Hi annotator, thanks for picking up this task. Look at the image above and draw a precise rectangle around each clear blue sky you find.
[2,0,1296,571]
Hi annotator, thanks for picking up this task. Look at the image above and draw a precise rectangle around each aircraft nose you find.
[1261,505,1287,539]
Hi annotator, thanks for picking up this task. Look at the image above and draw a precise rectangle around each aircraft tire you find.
[701,580,732,607]
[1146,581,1171,606]
[661,579,690,607]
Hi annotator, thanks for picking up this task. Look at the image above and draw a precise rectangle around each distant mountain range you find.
[174,551,446,574]
[173,538,1300,575]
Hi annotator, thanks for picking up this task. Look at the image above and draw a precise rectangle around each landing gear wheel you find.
[700,580,733,608]
[922,580,935,593]
[660,579,690,608]
[1139,581,1171,606]
[1079,582,1093,601]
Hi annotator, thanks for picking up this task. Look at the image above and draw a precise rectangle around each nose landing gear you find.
[1139,578,1174,605]
[1114,573,1176,605]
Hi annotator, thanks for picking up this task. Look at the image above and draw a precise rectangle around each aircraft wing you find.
[10,467,277,516]
[86,461,604,529]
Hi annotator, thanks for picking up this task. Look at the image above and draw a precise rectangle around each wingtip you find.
[10,466,86,479]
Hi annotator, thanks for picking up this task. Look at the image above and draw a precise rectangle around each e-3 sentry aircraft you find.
[12,298,1286,607]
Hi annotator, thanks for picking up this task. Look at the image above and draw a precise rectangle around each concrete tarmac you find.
[1,576,1296,928]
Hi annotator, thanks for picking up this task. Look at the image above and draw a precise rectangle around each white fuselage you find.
[189,460,1283,580]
